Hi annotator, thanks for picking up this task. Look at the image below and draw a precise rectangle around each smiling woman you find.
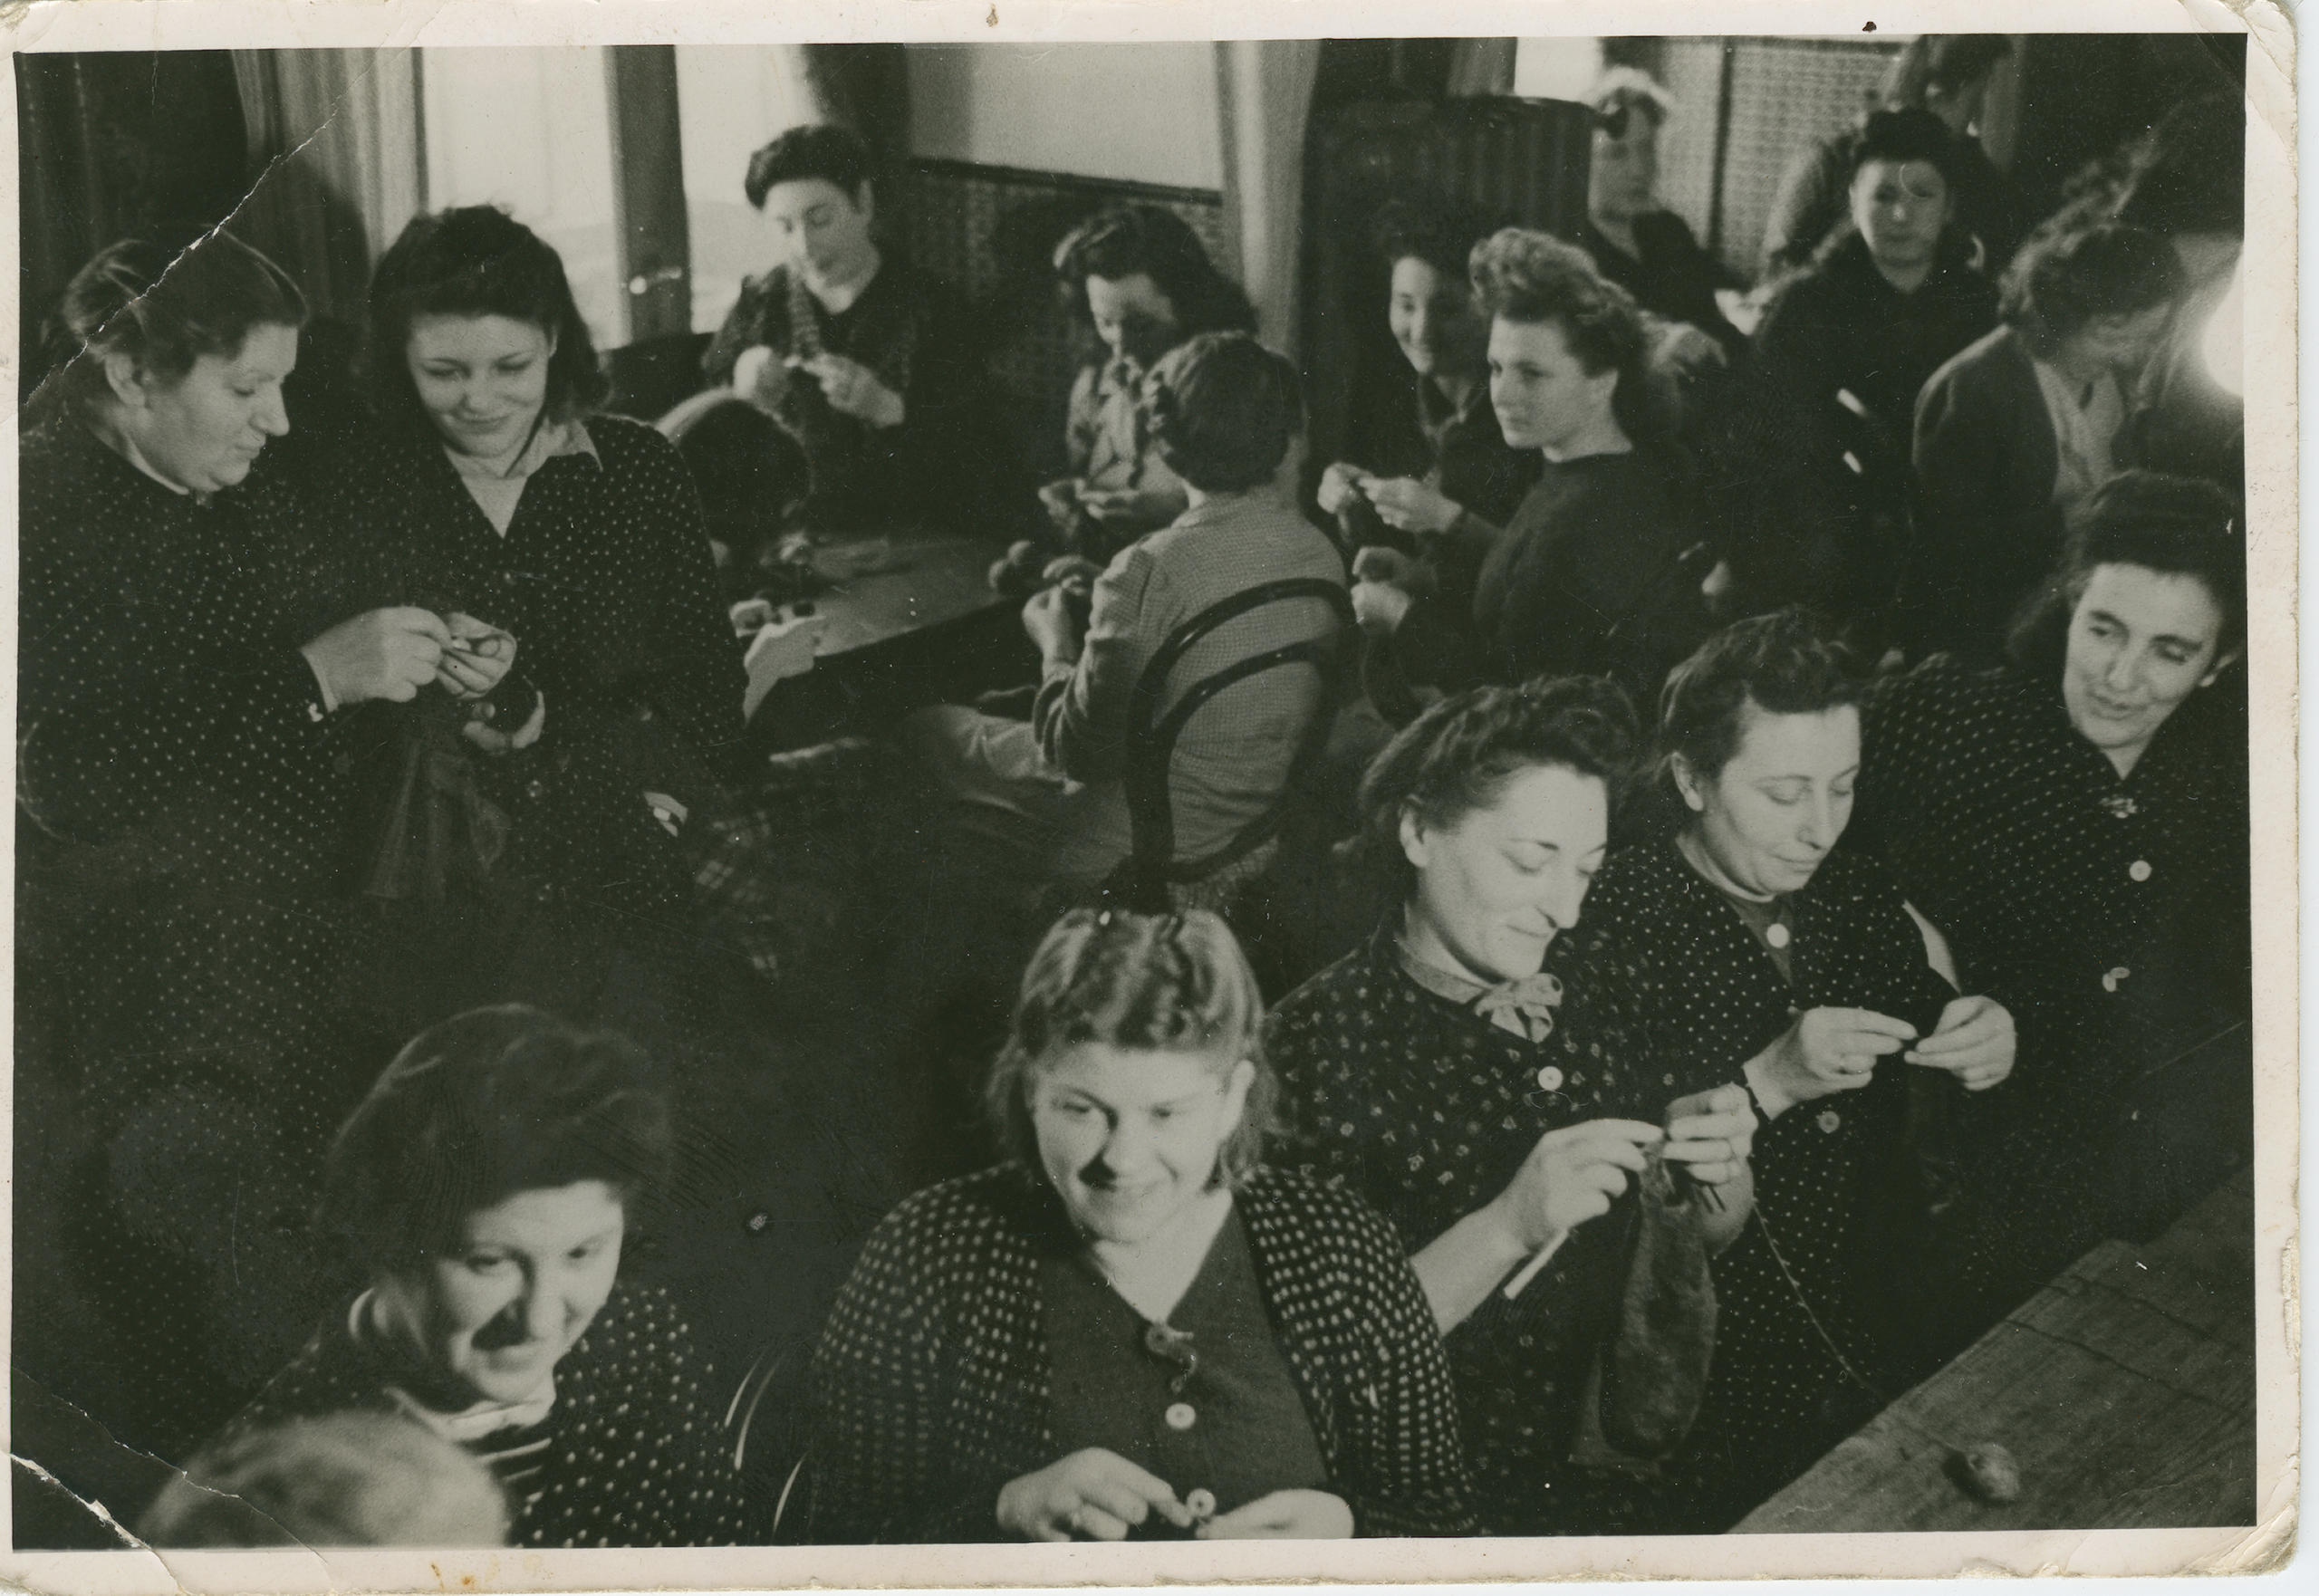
[806,909,1475,1543]
[208,1005,749,1549]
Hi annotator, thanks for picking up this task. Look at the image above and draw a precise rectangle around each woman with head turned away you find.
[1263,677,1756,1534]
[216,1005,748,1548]
[807,909,1474,1543]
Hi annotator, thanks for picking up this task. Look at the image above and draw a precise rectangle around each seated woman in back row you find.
[1043,204,1259,562]
[1313,196,1539,556]
[903,332,1344,891]
[1352,230,1707,713]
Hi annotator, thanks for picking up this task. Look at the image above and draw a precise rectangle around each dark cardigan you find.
[806,1162,1476,1543]
[1909,325,2064,661]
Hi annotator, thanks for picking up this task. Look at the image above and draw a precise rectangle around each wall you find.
[905,43,1224,191]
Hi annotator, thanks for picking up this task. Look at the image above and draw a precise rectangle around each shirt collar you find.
[444,415,599,484]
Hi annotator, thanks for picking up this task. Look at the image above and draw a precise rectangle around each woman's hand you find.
[1487,1119,1664,1255]
[1076,485,1183,529]
[733,344,789,409]
[436,614,517,700]
[794,352,905,428]
[1660,1083,1755,1187]
[1905,995,2016,1091]
[1316,461,1371,516]
[1746,1006,1918,1119]
[1039,477,1086,534]
[301,607,450,707]
[1022,584,1084,665]
[462,690,547,755]
[1361,476,1464,537]
[1351,580,1415,639]
[996,1448,1192,1542]
[1197,1488,1354,1541]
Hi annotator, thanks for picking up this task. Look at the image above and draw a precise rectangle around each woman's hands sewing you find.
[1903,995,2016,1091]
[794,352,905,428]
[1350,546,1427,638]
[435,613,517,700]
[1197,1488,1354,1540]
[1745,1006,1918,1119]
[1659,1083,1755,1187]
[1487,1119,1664,1256]
[996,1448,1194,1542]
[1023,583,1085,668]
[300,608,450,707]
[1362,476,1464,537]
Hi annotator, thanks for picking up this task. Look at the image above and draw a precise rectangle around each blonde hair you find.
[985,909,1275,1186]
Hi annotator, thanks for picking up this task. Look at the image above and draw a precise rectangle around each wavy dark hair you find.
[2006,469,2246,677]
[744,122,876,208]
[1651,609,1862,824]
[986,909,1275,1189]
[1053,204,1257,351]
[1369,193,1497,281]
[317,1005,672,1274]
[1359,675,1641,899]
[1999,220,2184,358]
[53,233,306,417]
[1142,331,1303,493]
[1467,226,1655,442]
[365,206,609,432]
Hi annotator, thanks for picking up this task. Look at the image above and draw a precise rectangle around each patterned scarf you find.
[1394,923,1565,1043]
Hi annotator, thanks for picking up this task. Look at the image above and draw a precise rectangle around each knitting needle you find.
[1501,1228,1571,1301]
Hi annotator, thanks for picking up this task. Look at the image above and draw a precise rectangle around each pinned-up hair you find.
[1652,608,1862,813]
[1369,193,1498,283]
[1849,107,1964,188]
[2000,220,2185,355]
[1360,675,1641,897]
[1140,331,1303,493]
[2008,469,2247,668]
[56,232,306,414]
[317,1005,672,1274]
[366,206,609,429]
[745,122,877,208]
[986,909,1275,1187]
[1588,67,1676,139]
[1467,227,1654,437]
[1052,203,1257,345]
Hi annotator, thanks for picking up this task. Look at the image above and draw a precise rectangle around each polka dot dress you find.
[220,1282,750,1547]
[15,404,395,1458]
[807,1162,1475,1543]
[1561,836,1959,1528]
[1857,655,2251,1295]
[1262,920,1668,1535]
[305,414,747,1037]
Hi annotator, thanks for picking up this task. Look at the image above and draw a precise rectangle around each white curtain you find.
[1214,41,1322,362]
[232,50,423,322]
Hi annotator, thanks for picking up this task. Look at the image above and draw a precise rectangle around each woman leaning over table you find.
[322,205,746,1044]
[806,909,1474,1543]
[1263,677,1756,1534]
[1560,609,2016,1528]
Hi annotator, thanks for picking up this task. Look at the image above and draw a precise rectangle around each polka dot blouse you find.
[1262,919,1673,1534]
[1560,836,1959,1525]
[807,1162,1475,1543]
[220,1282,749,1548]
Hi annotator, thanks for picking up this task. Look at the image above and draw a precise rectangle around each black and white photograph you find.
[3,0,2295,1587]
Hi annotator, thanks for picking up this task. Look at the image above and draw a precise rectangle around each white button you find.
[1766,923,1791,948]
[1535,1065,1564,1092]
[1185,1488,1217,1519]
[1816,1110,1843,1134]
[2129,860,2153,882]
[2102,966,2131,992]
[1165,1402,1197,1431]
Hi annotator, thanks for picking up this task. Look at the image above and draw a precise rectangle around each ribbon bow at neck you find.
[1473,972,1564,1043]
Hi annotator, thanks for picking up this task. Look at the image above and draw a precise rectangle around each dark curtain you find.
[1308,39,1457,115]
[15,52,249,401]
[802,43,912,251]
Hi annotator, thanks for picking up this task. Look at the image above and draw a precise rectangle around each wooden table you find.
[1735,1167,2255,1534]
[746,532,1027,745]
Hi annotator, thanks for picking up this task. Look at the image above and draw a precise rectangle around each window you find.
[419,46,626,347]
[676,47,813,333]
